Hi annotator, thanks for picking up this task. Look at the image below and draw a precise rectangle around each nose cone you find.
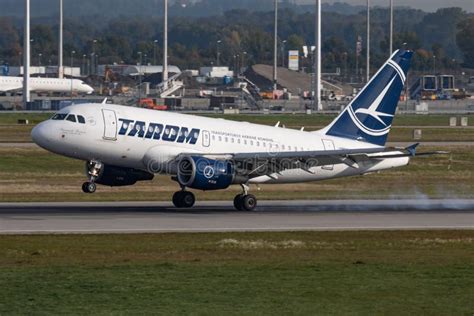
[85,84,94,94]
[31,122,52,149]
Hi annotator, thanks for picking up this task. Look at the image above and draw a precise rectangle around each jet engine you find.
[177,156,244,190]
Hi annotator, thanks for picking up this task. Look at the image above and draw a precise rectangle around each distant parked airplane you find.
[0,76,94,94]
[31,49,443,211]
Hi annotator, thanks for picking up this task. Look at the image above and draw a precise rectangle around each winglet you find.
[405,143,419,156]
[101,98,108,104]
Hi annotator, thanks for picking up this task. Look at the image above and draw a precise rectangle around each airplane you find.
[0,76,94,95]
[31,49,441,211]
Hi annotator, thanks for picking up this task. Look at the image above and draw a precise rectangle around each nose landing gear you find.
[82,160,103,194]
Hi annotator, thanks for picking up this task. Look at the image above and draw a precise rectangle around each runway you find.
[1,199,474,234]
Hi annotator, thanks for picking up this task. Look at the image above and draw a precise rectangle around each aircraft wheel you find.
[233,194,244,211]
[241,194,257,211]
[181,191,195,208]
[82,182,96,193]
[172,191,184,208]
[173,191,195,208]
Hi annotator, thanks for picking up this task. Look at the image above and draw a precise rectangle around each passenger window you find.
[66,114,76,123]
[51,113,67,120]
[225,137,228,142]
[218,136,222,141]
[77,115,86,124]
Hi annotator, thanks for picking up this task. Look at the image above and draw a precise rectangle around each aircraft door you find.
[202,130,210,147]
[102,109,117,140]
[322,139,335,170]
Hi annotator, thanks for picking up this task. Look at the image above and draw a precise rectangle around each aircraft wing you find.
[179,144,444,178]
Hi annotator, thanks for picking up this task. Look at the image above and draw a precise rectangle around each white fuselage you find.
[32,103,409,184]
[0,76,94,94]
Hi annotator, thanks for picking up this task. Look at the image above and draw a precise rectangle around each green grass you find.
[0,145,472,202]
[0,112,52,125]
[1,231,474,314]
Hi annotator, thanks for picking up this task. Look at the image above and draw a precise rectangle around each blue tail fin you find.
[324,49,413,146]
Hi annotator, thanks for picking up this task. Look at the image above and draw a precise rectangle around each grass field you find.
[0,145,472,202]
[0,113,473,142]
[1,231,473,314]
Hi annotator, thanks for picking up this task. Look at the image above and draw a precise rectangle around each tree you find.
[457,16,474,68]
[0,18,20,64]
[286,34,304,51]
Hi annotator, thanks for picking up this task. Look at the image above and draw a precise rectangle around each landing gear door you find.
[202,130,210,147]
[102,109,117,141]
[322,139,335,170]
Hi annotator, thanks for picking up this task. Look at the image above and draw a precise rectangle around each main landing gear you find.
[233,184,257,211]
[172,184,257,211]
[172,189,196,208]
[82,160,102,194]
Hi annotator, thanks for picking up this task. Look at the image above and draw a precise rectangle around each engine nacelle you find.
[177,156,236,191]
[89,164,154,187]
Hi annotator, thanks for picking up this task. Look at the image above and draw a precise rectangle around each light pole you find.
[38,53,42,67]
[242,51,247,75]
[23,0,31,105]
[153,39,158,65]
[233,55,237,74]
[366,0,370,82]
[70,50,75,101]
[433,55,436,75]
[91,39,97,75]
[58,0,63,78]
[281,39,287,67]
[273,0,278,91]
[163,0,168,82]
[389,0,393,54]
[138,52,142,105]
[216,40,222,66]
[343,51,348,81]
[82,54,86,76]
[315,0,322,110]
[236,53,240,75]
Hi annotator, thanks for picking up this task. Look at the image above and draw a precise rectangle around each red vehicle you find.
[138,98,168,111]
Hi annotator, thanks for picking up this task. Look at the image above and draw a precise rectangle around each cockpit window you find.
[66,114,77,123]
[51,113,67,120]
[77,115,86,124]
